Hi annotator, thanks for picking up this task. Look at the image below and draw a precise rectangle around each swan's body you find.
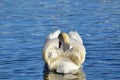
[42,30,86,73]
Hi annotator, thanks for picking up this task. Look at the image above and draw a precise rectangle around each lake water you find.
[0,0,120,80]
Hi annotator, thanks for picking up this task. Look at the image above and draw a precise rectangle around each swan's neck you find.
[63,43,70,52]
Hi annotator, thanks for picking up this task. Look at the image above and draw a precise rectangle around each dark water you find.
[0,0,120,80]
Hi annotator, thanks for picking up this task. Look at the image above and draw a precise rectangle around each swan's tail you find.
[56,59,79,74]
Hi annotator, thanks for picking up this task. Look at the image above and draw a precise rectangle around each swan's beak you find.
[58,41,62,50]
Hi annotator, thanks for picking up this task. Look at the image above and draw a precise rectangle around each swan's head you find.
[58,32,70,52]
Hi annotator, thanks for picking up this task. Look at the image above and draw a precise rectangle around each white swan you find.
[42,30,86,74]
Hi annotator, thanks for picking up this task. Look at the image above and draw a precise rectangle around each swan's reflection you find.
[43,66,86,80]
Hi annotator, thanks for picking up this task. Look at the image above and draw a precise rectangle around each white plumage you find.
[42,30,86,73]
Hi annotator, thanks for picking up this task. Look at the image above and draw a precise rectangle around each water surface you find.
[0,0,120,80]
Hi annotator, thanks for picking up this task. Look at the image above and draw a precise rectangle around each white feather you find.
[48,30,61,39]
[43,30,86,74]
[69,31,83,44]
[56,60,79,73]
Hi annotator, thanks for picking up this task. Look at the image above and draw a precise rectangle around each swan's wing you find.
[67,31,86,66]
[66,45,86,66]
[43,30,62,67]
[69,31,83,44]
[48,30,61,39]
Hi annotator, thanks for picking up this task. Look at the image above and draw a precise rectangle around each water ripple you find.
[0,0,120,80]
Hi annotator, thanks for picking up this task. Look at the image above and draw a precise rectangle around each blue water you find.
[0,0,120,80]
